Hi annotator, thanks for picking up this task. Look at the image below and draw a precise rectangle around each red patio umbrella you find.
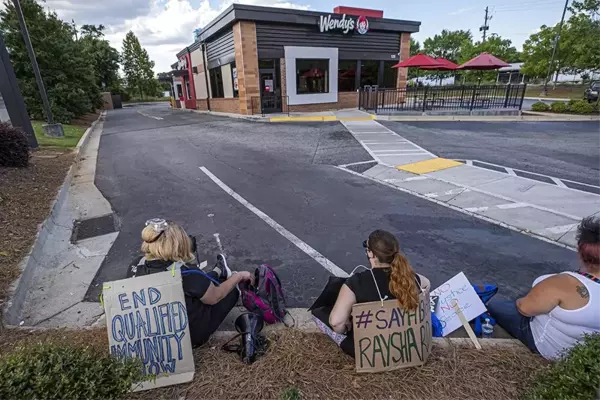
[420,57,458,71]
[458,52,510,70]
[392,53,443,68]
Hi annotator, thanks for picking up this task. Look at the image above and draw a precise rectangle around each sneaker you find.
[212,253,233,280]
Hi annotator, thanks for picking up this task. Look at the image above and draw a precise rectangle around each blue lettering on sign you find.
[109,287,189,376]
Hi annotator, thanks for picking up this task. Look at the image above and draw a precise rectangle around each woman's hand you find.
[235,271,254,285]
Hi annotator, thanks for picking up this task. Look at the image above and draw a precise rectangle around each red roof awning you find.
[458,52,510,70]
[392,53,443,68]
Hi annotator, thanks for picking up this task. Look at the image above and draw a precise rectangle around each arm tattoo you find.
[576,285,589,299]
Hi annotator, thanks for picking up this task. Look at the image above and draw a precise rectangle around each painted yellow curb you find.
[269,115,374,122]
[397,158,462,175]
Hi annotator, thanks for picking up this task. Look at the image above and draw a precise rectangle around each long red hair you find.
[368,230,419,311]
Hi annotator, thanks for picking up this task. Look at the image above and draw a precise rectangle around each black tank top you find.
[345,267,421,303]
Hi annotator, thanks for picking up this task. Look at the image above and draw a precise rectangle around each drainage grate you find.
[71,214,118,243]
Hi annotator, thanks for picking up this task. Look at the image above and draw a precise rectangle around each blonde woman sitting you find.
[127,218,253,347]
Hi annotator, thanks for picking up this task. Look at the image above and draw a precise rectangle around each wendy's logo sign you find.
[356,15,369,35]
[318,14,369,35]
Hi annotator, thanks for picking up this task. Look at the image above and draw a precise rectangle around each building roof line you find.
[176,4,420,60]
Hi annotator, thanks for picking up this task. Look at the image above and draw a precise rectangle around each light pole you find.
[543,0,569,96]
[13,0,63,137]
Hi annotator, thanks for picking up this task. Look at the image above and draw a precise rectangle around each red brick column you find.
[396,32,411,90]
[233,21,259,115]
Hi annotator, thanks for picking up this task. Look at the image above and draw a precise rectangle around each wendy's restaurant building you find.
[170,4,420,115]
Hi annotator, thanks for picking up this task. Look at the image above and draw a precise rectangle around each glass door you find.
[259,61,282,113]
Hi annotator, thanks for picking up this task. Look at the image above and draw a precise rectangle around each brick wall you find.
[287,92,358,113]
[196,99,209,111]
[210,98,240,114]
[280,58,287,98]
[233,21,259,115]
[396,32,411,90]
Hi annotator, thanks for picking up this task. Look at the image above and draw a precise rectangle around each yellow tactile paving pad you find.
[397,158,462,175]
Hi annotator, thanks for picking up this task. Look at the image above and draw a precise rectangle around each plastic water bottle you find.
[482,318,494,339]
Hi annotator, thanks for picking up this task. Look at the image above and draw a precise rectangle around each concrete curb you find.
[211,329,526,349]
[374,114,600,122]
[174,106,375,123]
[174,107,265,121]
[3,112,105,325]
[522,111,600,120]
[524,96,572,102]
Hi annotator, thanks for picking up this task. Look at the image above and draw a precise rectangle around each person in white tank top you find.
[487,217,600,360]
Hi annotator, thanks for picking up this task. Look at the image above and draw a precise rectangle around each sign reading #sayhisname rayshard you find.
[318,14,369,35]
[102,270,195,391]
[352,289,432,373]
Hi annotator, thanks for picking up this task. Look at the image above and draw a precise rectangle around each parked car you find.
[584,81,600,102]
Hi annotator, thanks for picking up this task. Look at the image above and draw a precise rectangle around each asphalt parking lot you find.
[85,104,578,307]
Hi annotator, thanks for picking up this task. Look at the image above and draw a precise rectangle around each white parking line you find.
[199,166,348,278]
[376,153,428,157]
[137,110,163,120]
[551,177,568,188]
[339,160,376,167]
[372,149,428,153]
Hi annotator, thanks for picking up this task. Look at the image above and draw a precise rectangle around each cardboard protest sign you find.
[431,272,487,336]
[352,288,432,373]
[102,270,194,391]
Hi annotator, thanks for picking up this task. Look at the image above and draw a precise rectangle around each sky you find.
[38,0,573,73]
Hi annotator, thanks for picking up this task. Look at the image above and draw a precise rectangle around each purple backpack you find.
[241,264,287,324]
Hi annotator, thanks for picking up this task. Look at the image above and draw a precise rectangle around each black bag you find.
[308,276,346,311]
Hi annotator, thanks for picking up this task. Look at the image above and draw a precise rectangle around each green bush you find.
[0,342,150,399]
[569,100,595,114]
[567,98,579,109]
[525,334,600,400]
[531,102,550,112]
[550,101,567,113]
[281,387,301,400]
[0,123,29,167]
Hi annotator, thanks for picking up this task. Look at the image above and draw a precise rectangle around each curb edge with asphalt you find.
[173,105,600,123]
[3,112,105,325]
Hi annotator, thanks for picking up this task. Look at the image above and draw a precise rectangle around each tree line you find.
[409,0,599,83]
[0,0,162,123]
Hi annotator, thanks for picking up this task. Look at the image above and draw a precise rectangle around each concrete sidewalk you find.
[4,113,117,328]
[341,119,599,248]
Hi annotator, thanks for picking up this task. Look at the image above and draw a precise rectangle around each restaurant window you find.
[338,60,357,92]
[209,67,224,98]
[296,59,329,94]
[360,60,379,88]
[382,61,398,89]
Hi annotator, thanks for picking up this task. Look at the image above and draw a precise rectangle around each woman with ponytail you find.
[327,229,427,357]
